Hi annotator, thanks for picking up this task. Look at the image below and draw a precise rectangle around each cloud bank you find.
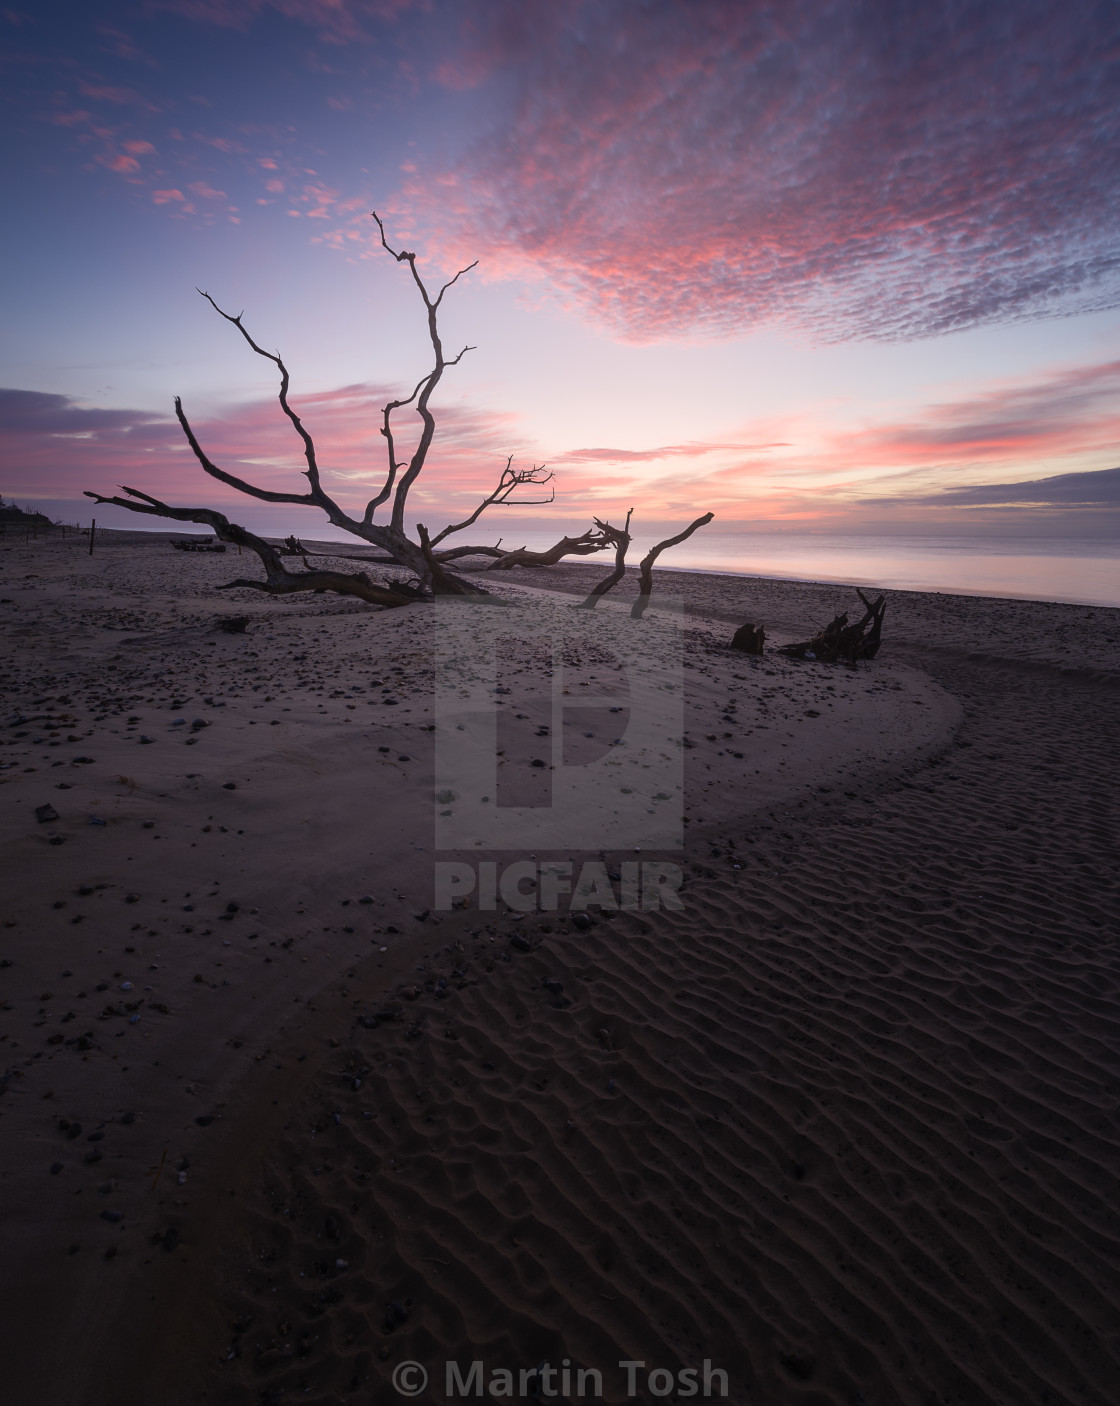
[904,465,1120,508]
[0,385,523,520]
[405,0,1120,343]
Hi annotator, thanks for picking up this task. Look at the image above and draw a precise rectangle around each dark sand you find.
[1,533,1117,1405]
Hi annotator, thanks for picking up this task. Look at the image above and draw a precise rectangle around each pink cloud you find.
[152,189,195,212]
[78,82,155,109]
[553,441,789,466]
[0,382,526,530]
[402,1,1120,344]
[8,352,1118,533]
[98,152,142,174]
[838,360,1120,470]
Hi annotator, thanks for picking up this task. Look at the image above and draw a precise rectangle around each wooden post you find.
[89,519,95,555]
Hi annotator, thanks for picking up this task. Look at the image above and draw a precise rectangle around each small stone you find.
[35,804,60,824]
[100,1209,122,1223]
[222,782,236,790]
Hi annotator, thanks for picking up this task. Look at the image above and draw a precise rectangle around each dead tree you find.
[779,589,886,663]
[578,511,633,608]
[85,213,714,609]
[630,512,714,618]
[84,215,595,606]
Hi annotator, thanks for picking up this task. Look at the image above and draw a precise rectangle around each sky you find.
[2,0,1119,548]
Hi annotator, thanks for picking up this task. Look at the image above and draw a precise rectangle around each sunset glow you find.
[3,1,1118,541]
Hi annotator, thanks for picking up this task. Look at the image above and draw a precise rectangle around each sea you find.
[479,530,1120,609]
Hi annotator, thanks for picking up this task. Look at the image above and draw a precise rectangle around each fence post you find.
[89,519,96,556]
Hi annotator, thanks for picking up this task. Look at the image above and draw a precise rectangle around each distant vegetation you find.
[0,497,54,529]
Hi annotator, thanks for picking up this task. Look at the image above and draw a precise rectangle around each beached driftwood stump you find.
[779,589,886,663]
[730,622,766,654]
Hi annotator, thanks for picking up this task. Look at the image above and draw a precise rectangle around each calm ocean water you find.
[487,530,1120,609]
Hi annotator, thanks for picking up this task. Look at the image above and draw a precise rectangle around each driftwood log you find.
[730,622,766,654]
[779,589,886,663]
[631,512,714,619]
[578,511,633,608]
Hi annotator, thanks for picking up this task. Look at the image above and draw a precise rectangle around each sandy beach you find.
[1,530,1118,1406]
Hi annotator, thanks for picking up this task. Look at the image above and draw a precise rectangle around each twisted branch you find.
[630,512,714,618]
[82,488,413,609]
[577,510,634,608]
[370,211,477,535]
[429,457,554,547]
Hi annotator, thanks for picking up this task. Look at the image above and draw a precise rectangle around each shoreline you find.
[15,524,1119,609]
[1,531,1117,1405]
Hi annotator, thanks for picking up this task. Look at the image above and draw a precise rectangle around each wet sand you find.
[1,532,1117,1405]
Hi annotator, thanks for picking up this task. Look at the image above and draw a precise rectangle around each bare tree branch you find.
[485,526,615,570]
[370,211,477,535]
[173,397,315,506]
[577,510,634,608]
[196,291,335,507]
[429,457,555,547]
[363,370,430,522]
[82,488,413,609]
[430,543,509,562]
[630,512,714,619]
